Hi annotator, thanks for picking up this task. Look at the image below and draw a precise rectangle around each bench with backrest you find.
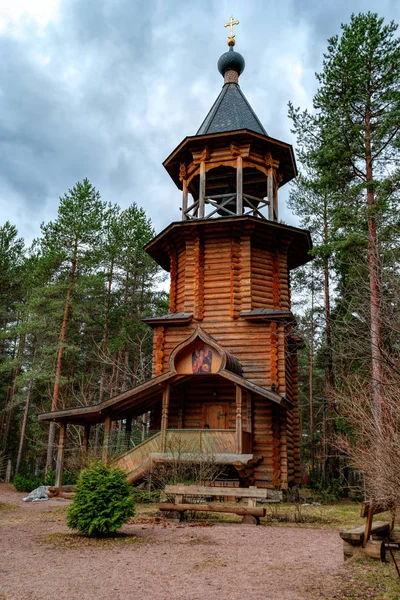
[340,498,396,560]
[159,484,274,524]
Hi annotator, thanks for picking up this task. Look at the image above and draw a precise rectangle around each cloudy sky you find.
[2,0,400,244]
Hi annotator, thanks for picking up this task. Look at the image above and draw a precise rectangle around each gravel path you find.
[0,485,344,600]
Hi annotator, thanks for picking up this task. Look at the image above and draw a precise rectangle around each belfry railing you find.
[183,193,269,220]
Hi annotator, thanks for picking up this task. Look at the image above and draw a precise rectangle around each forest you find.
[1,12,399,505]
[0,181,168,480]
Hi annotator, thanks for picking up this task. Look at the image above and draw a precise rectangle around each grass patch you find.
[324,557,400,599]
[135,500,364,529]
[263,501,364,529]
[37,531,150,549]
[0,502,17,513]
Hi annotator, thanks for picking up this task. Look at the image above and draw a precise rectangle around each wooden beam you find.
[199,161,206,218]
[165,484,268,498]
[160,384,170,452]
[82,424,90,465]
[55,423,66,488]
[177,390,184,429]
[159,503,265,517]
[236,385,243,454]
[182,179,188,220]
[267,168,274,221]
[236,155,243,215]
[102,415,111,463]
[125,416,132,448]
[273,180,279,221]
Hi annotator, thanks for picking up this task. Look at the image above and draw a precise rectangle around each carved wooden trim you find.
[279,408,288,487]
[193,229,204,320]
[272,249,281,309]
[270,322,278,390]
[272,406,281,489]
[179,161,187,181]
[169,247,177,313]
[154,326,165,377]
[230,235,242,318]
[291,354,301,484]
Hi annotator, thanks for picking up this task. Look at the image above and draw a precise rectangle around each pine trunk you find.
[46,238,78,470]
[365,110,382,422]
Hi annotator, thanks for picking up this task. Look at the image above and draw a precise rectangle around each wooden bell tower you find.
[143,30,313,490]
[38,22,313,492]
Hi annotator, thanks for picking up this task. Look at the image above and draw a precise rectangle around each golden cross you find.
[224,15,239,39]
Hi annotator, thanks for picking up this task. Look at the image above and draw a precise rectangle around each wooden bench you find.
[340,499,396,560]
[159,484,270,524]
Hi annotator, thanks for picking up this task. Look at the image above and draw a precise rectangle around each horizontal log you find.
[165,484,268,498]
[340,521,391,543]
[343,540,385,561]
[159,503,266,517]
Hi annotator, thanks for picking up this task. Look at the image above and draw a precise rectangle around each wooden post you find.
[102,415,111,463]
[199,161,206,218]
[177,390,184,429]
[267,168,274,221]
[236,155,243,215]
[160,384,170,452]
[363,504,375,548]
[182,179,188,220]
[273,181,278,221]
[246,391,252,433]
[82,424,90,464]
[125,416,132,449]
[236,385,243,454]
[55,422,66,488]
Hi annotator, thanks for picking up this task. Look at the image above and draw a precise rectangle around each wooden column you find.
[160,384,170,452]
[246,391,252,433]
[236,386,243,454]
[177,390,184,429]
[273,181,278,221]
[55,422,66,488]
[199,161,206,218]
[267,168,274,221]
[82,424,90,464]
[102,415,111,463]
[182,179,188,220]
[236,155,243,215]
[125,417,132,449]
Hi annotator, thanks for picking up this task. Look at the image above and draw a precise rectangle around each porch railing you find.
[164,429,236,454]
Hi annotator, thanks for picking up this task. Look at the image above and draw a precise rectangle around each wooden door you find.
[202,403,229,429]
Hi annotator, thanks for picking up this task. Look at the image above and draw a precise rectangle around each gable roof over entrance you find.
[38,328,291,425]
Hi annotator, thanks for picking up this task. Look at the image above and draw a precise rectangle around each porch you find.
[115,428,256,484]
[39,360,288,488]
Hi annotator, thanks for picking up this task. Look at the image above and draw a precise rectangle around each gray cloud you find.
[1,0,400,243]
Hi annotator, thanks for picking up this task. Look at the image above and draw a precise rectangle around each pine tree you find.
[39,179,107,469]
[313,12,400,417]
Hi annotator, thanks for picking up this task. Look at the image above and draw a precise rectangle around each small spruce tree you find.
[67,462,135,537]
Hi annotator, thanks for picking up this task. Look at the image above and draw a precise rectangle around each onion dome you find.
[218,46,245,78]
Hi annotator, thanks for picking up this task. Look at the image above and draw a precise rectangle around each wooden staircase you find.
[114,432,162,483]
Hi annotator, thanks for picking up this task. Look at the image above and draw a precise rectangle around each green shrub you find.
[67,462,135,537]
[13,470,78,492]
[13,474,43,492]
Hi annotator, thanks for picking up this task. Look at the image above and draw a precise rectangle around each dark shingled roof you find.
[196,83,267,136]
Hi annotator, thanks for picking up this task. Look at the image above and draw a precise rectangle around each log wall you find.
[149,222,301,489]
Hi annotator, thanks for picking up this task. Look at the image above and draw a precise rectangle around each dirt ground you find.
[0,484,346,600]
